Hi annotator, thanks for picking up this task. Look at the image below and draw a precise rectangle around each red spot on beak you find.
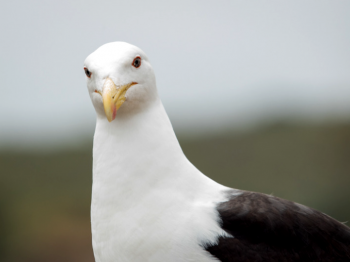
[112,106,117,120]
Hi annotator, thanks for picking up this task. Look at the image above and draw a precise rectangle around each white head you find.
[84,42,158,121]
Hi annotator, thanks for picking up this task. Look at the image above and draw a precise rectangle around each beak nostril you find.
[101,80,137,122]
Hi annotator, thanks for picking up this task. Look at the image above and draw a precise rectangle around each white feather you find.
[85,42,238,262]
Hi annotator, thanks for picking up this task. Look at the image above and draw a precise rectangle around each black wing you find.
[204,190,350,262]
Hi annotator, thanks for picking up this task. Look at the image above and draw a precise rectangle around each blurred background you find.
[1,0,350,261]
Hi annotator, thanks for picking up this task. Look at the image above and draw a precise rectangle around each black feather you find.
[204,190,350,262]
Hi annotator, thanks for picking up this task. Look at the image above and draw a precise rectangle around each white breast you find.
[91,100,232,262]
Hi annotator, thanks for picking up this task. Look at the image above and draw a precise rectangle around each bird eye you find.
[132,56,141,68]
[84,67,91,78]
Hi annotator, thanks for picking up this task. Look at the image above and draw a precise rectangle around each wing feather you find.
[205,191,350,262]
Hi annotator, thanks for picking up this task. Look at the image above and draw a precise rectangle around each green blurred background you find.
[1,121,350,262]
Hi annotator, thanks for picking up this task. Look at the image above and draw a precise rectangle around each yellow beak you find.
[101,78,137,122]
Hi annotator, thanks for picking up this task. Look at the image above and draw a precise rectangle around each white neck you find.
[91,97,229,262]
[92,98,188,195]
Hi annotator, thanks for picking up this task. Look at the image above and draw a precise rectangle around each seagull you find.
[84,42,350,262]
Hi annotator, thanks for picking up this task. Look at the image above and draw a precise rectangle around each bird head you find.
[84,42,157,121]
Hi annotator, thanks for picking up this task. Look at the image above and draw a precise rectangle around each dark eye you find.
[84,67,91,78]
[132,56,141,68]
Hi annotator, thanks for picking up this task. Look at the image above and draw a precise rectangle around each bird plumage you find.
[206,191,350,261]
[84,42,350,262]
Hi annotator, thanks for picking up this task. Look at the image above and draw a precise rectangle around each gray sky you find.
[1,0,350,149]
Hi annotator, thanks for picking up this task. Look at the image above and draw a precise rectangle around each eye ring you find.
[132,56,141,68]
[84,67,91,78]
